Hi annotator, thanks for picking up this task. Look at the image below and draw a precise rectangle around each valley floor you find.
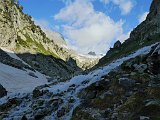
[0,43,159,120]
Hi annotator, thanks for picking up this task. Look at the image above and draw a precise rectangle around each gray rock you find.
[86,90,97,99]
[134,64,148,73]
[145,100,160,107]
[119,78,135,88]
[140,116,150,120]
[0,84,7,98]
[21,115,27,120]
[47,77,54,82]
[151,44,160,55]
[34,108,52,120]
[114,40,121,49]
[158,74,160,80]
[32,89,43,98]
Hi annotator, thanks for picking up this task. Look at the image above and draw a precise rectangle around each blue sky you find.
[19,0,152,54]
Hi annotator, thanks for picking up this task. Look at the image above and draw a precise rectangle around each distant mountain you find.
[88,51,96,56]
[43,29,100,70]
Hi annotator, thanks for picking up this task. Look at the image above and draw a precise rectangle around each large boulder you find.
[133,63,148,73]
[0,84,7,98]
[119,78,136,89]
[32,89,43,98]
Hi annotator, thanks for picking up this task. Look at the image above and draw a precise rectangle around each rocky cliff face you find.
[96,0,160,68]
[129,0,160,43]
[0,0,60,55]
[0,0,82,79]
[0,0,99,79]
[73,1,160,119]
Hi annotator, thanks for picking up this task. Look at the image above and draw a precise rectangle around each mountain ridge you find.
[0,0,99,80]
[0,0,159,120]
[95,0,160,69]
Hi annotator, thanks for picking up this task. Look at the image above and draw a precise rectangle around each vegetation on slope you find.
[97,35,160,68]
[16,34,59,58]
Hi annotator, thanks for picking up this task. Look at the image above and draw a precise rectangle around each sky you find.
[19,0,152,54]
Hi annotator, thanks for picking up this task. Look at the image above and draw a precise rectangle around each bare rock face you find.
[147,0,160,20]
[72,43,160,120]
[0,0,83,79]
[0,0,99,72]
[130,0,160,42]
[96,0,160,68]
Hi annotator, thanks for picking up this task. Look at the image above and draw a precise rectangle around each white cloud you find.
[100,0,110,4]
[54,0,128,54]
[33,19,51,30]
[33,18,60,31]
[117,31,130,43]
[60,0,73,5]
[138,12,149,23]
[100,0,134,15]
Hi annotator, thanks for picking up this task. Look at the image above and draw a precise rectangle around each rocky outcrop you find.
[146,0,160,20]
[114,40,121,49]
[72,43,160,120]
[129,0,160,44]
[17,53,81,80]
[96,0,160,68]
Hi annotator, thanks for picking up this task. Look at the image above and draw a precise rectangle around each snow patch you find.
[0,48,49,94]
[0,63,48,94]
[48,44,154,94]
[45,43,157,120]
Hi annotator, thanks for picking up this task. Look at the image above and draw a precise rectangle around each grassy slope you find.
[16,34,59,58]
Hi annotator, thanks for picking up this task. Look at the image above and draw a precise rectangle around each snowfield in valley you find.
[0,63,48,94]
[0,48,48,94]
[0,43,158,120]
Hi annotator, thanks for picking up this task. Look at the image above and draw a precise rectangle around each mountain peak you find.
[147,0,160,20]
[88,51,96,56]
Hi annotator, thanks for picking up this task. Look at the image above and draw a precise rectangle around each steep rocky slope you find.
[0,0,80,79]
[96,0,160,68]
[0,0,99,80]
[0,41,158,120]
[0,0,159,120]
[71,1,160,119]
[72,43,160,120]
